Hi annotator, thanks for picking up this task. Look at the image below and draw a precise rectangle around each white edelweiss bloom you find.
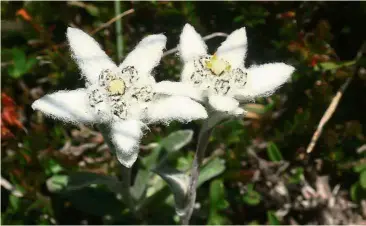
[155,23,295,116]
[32,27,208,168]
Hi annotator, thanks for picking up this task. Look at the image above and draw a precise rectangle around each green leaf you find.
[142,130,194,170]
[350,182,366,202]
[353,163,366,173]
[360,170,366,189]
[153,166,189,213]
[12,48,26,69]
[44,159,64,176]
[46,172,123,194]
[317,60,356,71]
[160,130,193,153]
[46,175,68,193]
[242,184,261,206]
[197,158,226,187]
[208,179,230,225]
[9,195,20,211]
[267,211,280,225]
[25,57,37,72]
[209,180,226,209]
[289,167,304,184]
[131,169,149,201]
[266,142,283,162]
[8,67,24,79]
[208,214,230,225]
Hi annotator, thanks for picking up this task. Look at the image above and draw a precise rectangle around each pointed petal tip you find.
[143,33,167,44]
[117,153,138,168]
[66,27,83,38]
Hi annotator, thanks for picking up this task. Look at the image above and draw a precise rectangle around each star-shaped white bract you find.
[32,27,208,168]
[155,24,295,116]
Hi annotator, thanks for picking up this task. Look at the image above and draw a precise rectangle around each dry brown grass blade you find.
[306,42,365,154]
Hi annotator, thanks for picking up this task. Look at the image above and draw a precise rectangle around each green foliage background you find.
[1,1,366,225]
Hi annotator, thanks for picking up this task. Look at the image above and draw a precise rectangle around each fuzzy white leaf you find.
[208,95,240,113]
[235,63,294,99]
[216,27,247,68]
[179,23,208,62]
[154,81,205,102]
[67,27,117,84]
[119,34,166,77]
[101,120,145,168]
[145,96,208,124]
[32,89,95,124]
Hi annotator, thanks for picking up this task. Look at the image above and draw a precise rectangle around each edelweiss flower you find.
[155,24,295,116]
[32,27,207,167]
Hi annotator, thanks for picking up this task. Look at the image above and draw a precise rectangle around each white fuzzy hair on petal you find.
[120,34,167,77]
[145,96,208,124]
[31,89,95,124]
[216,27,247,68]
[235,63,294,99]
[153,81,205,102]
[179,24,208,62]
[67,27,117,85]
[103,120,145,168]
[208,95,240,113]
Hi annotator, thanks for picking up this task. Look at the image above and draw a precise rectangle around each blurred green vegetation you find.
[1,1,366,225]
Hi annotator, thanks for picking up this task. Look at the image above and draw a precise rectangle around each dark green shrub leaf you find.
[266,142,283,162]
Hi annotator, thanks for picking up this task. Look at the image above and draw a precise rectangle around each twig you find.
[306,42,366,153]
[90,8,134,35]
[162,32,228,57]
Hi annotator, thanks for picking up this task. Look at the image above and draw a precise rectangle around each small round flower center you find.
[205,54,231,76]
[108,79,126,96]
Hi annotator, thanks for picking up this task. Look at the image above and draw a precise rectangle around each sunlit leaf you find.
[160,129,193,153]
[208,179,230,225]
[197,158,226,187]
[316,61,356,72]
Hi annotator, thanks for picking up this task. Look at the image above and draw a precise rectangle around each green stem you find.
[181,119,214,225]
[120,165,140,219]
[114,0,123,61]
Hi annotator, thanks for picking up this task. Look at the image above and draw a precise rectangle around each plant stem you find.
[120,164,140,219]
[181,119,214,225]
[114,0,123,61]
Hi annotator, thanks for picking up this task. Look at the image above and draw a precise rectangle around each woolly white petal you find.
[31,89,95,124]
[180,61,196,83]
[145,96,208,124]
[120,34,166,76]
[102,120,145,168]
[208,95,239,113]
[179,23,208,62]
[216,27,247,68]
[235,63,294,100]
[154,81,205,102]
[67,27,117,84]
